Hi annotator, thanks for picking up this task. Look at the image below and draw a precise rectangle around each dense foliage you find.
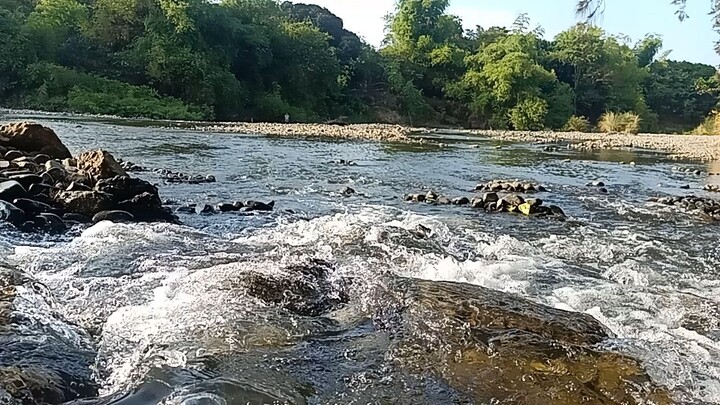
[0,0,718,132]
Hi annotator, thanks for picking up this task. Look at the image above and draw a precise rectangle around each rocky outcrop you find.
[651,194,720,221]
[76,150,128,180]
[475,180,548,193]
[0,122,72,160]
[0,123,178,231]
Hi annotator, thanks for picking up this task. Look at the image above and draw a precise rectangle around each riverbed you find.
[1,113,720,404]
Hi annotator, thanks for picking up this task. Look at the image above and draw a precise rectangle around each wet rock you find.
[526,198,543,207]
[32,154,51,165]
[76,150,127,180]
[233,201,245,210]
[471,197,484,208]
[680,184,690,189]
[548,205,566,217]
[341,186,356,197]
[244,200,275,212]
[27,183,51,196]
[12,198,56,217]
[118,160,146,172]
[61,158,76,168]
[411,224,432,239]
[95,176,158,204]
[0,200,25,224]
[176,205,196,214]
[436,196,451,205]
[66,181,91,192]
[500,194,524,207]
[200,204,215,214]
[8,174,42,190]
[482,192,499,204]
[475,180,547,194]
[53,191,112,217]
[0,122,72,159]
[375,277,672,405]
[452,196,470,205]
[117,192,177,223]
[0,181,27,202]
[34,213,66,233]
[92,210,134,223]
[245,259,348,316]
[405,194,425,202]
[588,181,605,187]
[217,203,237,212]
[4,150,23,161]
[0,160,11,170]
[62,213,92,223]
[599,187,608,193]
[425,190,438,201]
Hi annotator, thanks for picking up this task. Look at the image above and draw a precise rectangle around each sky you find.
[290,0,720,66]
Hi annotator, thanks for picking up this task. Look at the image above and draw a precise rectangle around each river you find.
[1,113,719,404]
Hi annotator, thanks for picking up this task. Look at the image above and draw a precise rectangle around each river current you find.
[1,113,720,404]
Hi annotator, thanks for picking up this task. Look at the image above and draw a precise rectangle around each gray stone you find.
[92,210,134,223]
[0,180,27,202]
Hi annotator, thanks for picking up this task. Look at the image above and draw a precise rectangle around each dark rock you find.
[502,194,525,207]
[117,192,177,223]
[0,200,26,224]
[405,193,425,202]
[589,181,605,187]
[341,186,356,197]
[526,198,543,207]
[4,150,23,161]
[54,191,112,217]
[92,210,134,223]
[217,203,237,212]
[680,184,690,189]
[0,180,27,202]
[0,122,72,159]
[66,181,91,192]
[599,187,608,193]
[522,183,536,192]
[233,201,245,210]
[426,190,438,201]
[412,224,432,239]
[548,205,566,217]
[244,200,275,212]
[35,213,66,233]
[95,176,158,203]
[28,183,52,196]
[205,174,216,182]
[694,170,702,175]
[32,154,51,165]
[452,196,470,205]
[41,167,66,184]
[200,204,214,214]
[8,174,42,190]
[483,192,499,204]
[245,259,347,316]
[471,197,484,208]
[484,201,497,211]
[176,205,196,214]
[63,213,93,223]
[12,198,56,217]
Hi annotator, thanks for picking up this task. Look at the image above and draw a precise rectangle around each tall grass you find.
[563,115,590,132]
[598,112,641,134]
[691,113,720,135]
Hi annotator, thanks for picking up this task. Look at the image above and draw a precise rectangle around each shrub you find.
[509,97,548,131]
[563,115,590,132]
[598,111,642,134]
[691,112,720,135]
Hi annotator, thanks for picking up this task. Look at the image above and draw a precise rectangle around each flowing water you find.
[1,113,720,404]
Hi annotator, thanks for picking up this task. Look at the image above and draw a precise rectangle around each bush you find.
[691,112,720,135]
[563,115,590,132]
[19,63,209,120]
[598,111,641,134]
[509,97,548,131]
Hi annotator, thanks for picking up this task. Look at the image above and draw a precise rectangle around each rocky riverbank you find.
[202,122,412,142]
[471,129,720,161]
[0,122,177,232]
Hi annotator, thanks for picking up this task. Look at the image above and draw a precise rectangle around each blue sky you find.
[291,0,719,66]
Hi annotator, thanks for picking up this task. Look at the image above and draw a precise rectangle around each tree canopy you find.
[0,0,717,132]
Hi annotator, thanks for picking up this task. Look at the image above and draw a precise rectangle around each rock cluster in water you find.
[174,200,275,214]
[703,184,720,192]
[474,180,547,193]
[405,187,565,219]
[0,122,177,232]
[651,194,720,220]
[154,168,216,184]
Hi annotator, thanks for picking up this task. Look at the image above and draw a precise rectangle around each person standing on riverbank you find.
[284,113,290,123]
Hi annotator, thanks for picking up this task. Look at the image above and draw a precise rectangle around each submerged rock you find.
[244,200,275,212]
[375,277,673,405]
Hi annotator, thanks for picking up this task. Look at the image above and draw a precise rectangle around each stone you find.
[54,191,112,217]
[233,201,245,210]
[426,190,438,200]
[32,154,51,165]
[526,198,543,207]
[117,192,177,223]
[95,176,158,203]
[483,192,499,204]
[341,187,356,197]
[35,213,66,233]
[522,183,536,192]
[76,150,127,180]
[12,198,55,217]
[92,210,134,223]
[471,197,484,208]
[502,194,524,207]
[200,204,214,214]
[680,184,690,189]
[66,181,91,192]
[62,158,76,168]
[452,197,470,205]
[0,122,72,159]
[28,183,52,196]
[0,200,26,224]
[599,187,608,193]
[176,205,196,214]
[589,181,605,187]
[4,150,23,161]
[41,167,66,184]
[205,174,216,182]
[437,196,451,205]
[0,181,27,202]
[62,213,92,223]
[244,200,275,212]
[14,161,37,171]
[518,202,534,216]
[548,205,566,217]
[8,174,42,190]
[217,203,237,212]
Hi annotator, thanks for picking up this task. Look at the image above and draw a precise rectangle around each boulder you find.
[12,198,56,217]
[200,204,214,214]
[0,181,27,202]
[34,213,66,234]
[437,196,451,205]
[4,150,23,161]
[62,213,92,223]
[116,192,177,223]
[0,122,72,159]
[217,203,237,212]
[452,197,470,206]
[244,200,275,212]
[95,176,157,204]
[0,201,26,224]
[76,150,127,180]
[92,210,134,223]
[53,191,112,217]
[483,192,499,204]
[8,174,42,190]
[28,183,52,196]
[341,187,356,197]
[32,154,51,165]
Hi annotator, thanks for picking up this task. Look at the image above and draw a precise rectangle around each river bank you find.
[203,122,413,142]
